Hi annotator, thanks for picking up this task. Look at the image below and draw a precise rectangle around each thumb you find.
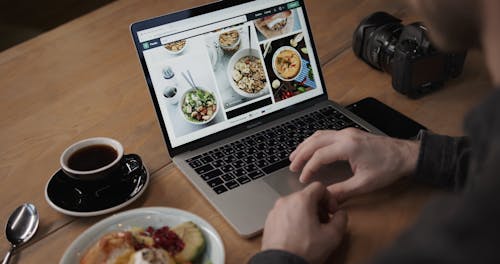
[302,181,327,205]
[322,210,348,242]
[327,173,370,203]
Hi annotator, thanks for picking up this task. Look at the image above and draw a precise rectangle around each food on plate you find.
[254,10,293,39]
[274,82,313,101]
[259,11,291,31]
[274,49,301,80]
[232,56,267,94]
[80,222,206,264]
[182,89,217,123]
[80,231,136,264]
[164,40,186,52]
[290,33,304,47]
[129,248,176,264]
[272,79,281,89]
[219,30,240,51]
[171,222,206,263]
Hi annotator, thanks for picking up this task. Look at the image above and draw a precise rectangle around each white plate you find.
[60,207,225,264]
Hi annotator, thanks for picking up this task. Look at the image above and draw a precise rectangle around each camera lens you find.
[364,23,402,73]
[353,12,403,73]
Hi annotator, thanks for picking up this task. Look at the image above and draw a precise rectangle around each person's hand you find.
[290,128,420,202]
[261,182,348,264]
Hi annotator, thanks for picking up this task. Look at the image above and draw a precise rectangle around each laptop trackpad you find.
[264,161,353,196]
[264,169,305,196]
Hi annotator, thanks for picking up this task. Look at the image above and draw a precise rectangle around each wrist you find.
[400,139,421,176]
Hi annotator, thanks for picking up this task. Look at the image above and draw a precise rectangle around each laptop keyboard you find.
[185,106,366,195]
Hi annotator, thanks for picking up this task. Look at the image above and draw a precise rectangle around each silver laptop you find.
[131,0,382,237]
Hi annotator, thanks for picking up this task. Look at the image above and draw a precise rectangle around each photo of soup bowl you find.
[272,46,303,81]
[179,87,219,125]
[227,48,268,98]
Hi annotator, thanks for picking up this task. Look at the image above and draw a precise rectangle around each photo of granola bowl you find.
[164,39,187,55]
[218,30,241,52]
[179,88,219,125]
[272,46,303,81]
[227,48,268,98]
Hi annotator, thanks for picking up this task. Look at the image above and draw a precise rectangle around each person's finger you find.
[325,191,339,213]
[299,144,349,183]
[318,192,339,223]
[289,145,300,161]
[301,181,327,204]
[326,175,369,203]
[289,131,337,166]
[322,210,348,239]
[291,139,337,172]
[290,133,313,160]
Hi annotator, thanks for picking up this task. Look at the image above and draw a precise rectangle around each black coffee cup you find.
[60,137,142,182]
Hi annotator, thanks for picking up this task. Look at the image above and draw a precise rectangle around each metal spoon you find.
[181,71,197,91]
[2,203,39,264]
[248,25,252,55]
[187,70,198,89]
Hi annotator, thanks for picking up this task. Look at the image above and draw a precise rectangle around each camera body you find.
[353,12,467,98]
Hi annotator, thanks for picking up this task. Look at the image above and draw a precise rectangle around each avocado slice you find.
[172,221,206,262]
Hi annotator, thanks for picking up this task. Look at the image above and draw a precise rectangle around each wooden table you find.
[0,0,492,263]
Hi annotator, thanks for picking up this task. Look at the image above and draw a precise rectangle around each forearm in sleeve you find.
[413,130,470,190]
[371,145,500,263]
[248,250,308,264]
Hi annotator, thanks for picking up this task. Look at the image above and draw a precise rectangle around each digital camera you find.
[353,12,467,98]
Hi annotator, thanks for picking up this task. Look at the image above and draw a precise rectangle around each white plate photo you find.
[60,207,225,264]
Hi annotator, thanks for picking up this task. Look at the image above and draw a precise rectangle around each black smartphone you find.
[346,97,427,139]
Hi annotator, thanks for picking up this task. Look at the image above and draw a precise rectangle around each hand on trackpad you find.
[310,161,353,186]
[264,161,353,196]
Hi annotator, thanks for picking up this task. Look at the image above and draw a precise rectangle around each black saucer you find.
[45,165,149,216]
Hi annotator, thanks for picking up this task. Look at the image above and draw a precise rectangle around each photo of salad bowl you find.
[179,87,219,125]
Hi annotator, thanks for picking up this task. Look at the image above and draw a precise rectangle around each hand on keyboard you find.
[289,128,420,202]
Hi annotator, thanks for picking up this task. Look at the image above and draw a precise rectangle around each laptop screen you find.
[134,0,325,148]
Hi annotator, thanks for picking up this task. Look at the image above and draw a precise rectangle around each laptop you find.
[131,0,382,237]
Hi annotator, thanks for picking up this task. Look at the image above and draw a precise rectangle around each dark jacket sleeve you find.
[370,88,500,263]
[248,250,308,264]
[370,144,500,264]
[412,130,470,190]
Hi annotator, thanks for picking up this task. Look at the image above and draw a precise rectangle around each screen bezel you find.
[130,0,329,157]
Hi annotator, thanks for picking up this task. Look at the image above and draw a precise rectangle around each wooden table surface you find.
[0,0,492,263]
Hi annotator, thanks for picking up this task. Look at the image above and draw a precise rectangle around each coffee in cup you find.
[60,137,142,182]
[67,144,118,171]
